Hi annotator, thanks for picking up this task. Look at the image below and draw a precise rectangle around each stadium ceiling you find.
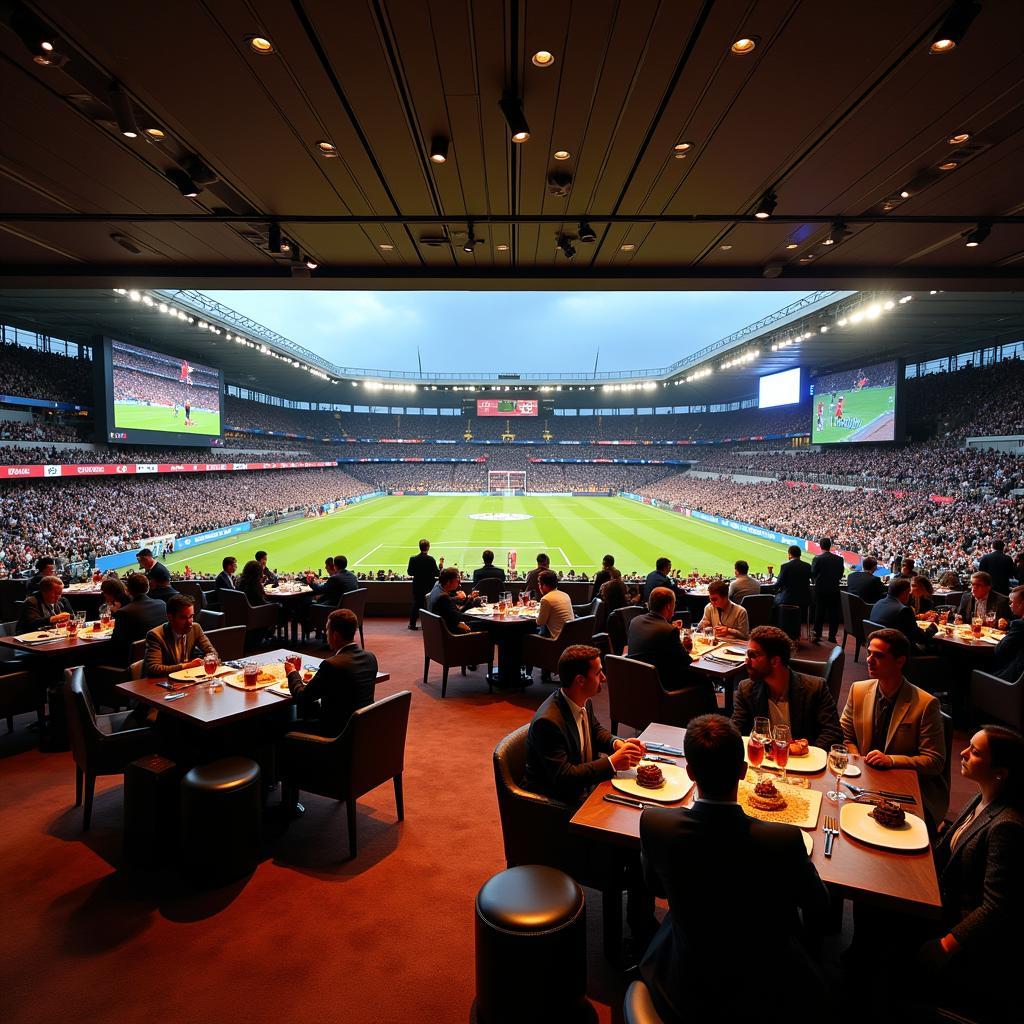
[0,1,1023,290]
[1,287,1023,405]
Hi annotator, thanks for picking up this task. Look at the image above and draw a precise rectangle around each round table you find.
[463,606,539,688]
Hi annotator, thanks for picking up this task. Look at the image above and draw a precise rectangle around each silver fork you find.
[823,815,839,857]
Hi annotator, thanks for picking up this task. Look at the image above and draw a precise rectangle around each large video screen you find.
[811,360,899,444]
[477,398,538,417]
[103,338,224,447]
[758,367,802,409]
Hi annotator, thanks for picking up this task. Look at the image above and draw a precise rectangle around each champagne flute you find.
[749,716,771,782]
[773,723,791,786]
[827,744,849,802]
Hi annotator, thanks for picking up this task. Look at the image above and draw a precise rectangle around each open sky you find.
[204,290,814,374]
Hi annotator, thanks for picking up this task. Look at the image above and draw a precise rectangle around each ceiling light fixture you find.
[577,221,597,244]
[379,242,395,251]
[531,50,555,67]
[899,189,911,199]
[620,243,635,252]
[109,82,139,138]
[553,150,571,161]
[9,8,67,66]
[316,140,337,157]
[499,92,530,143]
[964,221,990,247]
[557,234,577,260]
[948,132,970,144]
[673,142,693,152]
[825,219,849,245]
[754,190,777,219]
[731,37,757,54]
[429,136,449,163]
[785,243,798,250]
[496,243,509,252]
[929,1,980,53]
[463,222,481,253]
[247,35,274,54]
[938,160,958,171]
[143,127,166,141]
[166,169,199,198]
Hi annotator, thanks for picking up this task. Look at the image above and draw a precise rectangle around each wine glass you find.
[773,723,791,786]
[749,716,771,781]
[971,615,983,638]
[98,603,112,629]
[203,651,219,683]
[827,744,849,802]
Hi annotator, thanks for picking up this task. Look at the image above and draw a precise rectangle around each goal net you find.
[487,470,527,496]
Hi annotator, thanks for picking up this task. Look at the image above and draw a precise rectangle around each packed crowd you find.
[0,418,90,443]
[0,443,318,466]
[112,366,220,410]
[0,341,92,405]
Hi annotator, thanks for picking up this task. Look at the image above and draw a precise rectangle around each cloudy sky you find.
[204,290,814,374]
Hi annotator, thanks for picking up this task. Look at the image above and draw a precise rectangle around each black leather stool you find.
[180,757,261,884]
[475,865,588,1024]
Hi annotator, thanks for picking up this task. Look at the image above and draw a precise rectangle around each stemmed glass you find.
[827,743,849,802]
[773,723,791,786]
[202,652,219,684]
[749,716,771,781]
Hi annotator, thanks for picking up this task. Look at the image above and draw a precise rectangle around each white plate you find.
[843,764,862,777]
[743,737,827,773]
[15,631,61,643]
[839,802,929,851]
[168,665,234,682]
[705,649,747,663]
[801,830,813,856]
[612,762,694,803]
[724,645,749,656]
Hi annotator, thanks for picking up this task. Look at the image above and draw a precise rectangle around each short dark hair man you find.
[697,580,749,640]
[810,537,845,644]
[472,549,506,585]
[109,572,167,665]
[847,556,884,605]
[143,594,216,677]
[728,559,760,604]
[732,625,843,748]
[17,575,73,632]
[28,556,56,594]
[407,538,439,630]
[311,554,359,606]
[255,550,278,587]
[956,571,1012,627]
[644,557,685,604]
[870,578,938,650]
[523,553,551,599]
[591,554,616,600]
[427,566,481,634]
[639,714,828,1020]
[215,557,237,594]
[978,539,1015,598]
[993,585,1024,681]
[137,547,177,604]
[773,545,811,622]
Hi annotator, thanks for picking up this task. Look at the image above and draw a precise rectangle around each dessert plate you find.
[612,762,693,803]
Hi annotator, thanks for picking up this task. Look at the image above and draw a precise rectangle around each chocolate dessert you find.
[635,763,665,789]
[870,798,906,828]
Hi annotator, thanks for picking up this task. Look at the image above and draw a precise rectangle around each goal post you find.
[487,470,527,496]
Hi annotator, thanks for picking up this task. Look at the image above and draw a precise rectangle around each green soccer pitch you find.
[114,403,221,435]
[161,495,795,577]
[810,386,895,444]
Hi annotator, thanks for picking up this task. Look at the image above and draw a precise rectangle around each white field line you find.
[354,543,384,566]
[557,547,570,566]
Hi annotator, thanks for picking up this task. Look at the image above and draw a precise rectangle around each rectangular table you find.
[0,629,112,658]
[571,722,942,934]
[687,638,749,714]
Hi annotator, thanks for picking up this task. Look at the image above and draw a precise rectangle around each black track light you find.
[754,190,777,219]
[557,234,577,260]
[929,0,980,53]
[166,168,199,198]
[463,222,482,253]
[268,223,282,253]
[964,222,990,247]
[429,136,449,164]
[824,219,849,246]
[9,5,68,66]
[499,92,530,143]
[577,221,597,244]
[109,82,139,138]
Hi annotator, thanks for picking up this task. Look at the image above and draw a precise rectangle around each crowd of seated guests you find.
[0,417,90,443]
[112,366,220,411]
[0,443,327,466]
[0,340,92,405]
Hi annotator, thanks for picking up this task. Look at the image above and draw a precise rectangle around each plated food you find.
[869,799,906,829]
[635,763,665,789]
[789,738,809,757]
[749,778,787,811]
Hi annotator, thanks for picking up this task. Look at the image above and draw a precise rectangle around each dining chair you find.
[740,593,774,630]
[218,590,281,648]
[174,580,205,610]
[0,668,45,733]
[419,610,493,697]
[969,666,1024,731]
[475,577,503,602]
[521,615,596,680]
[339,588,368,647]
[791,645,845,706]
[204,625,246,661]
[839,591,869,662]
[607,605,645,656]
[604,655,711,734]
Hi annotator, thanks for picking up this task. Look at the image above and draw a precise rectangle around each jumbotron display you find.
[811,359,899,444]
[102,338,224,447]
[758,367,802,409]
[476,398,537,416]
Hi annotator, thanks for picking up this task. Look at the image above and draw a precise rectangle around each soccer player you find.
[836,394,845,424]
[173,402,180,418]
[828,393,836,427]
[180,359,193,385]
[184,399,192,426]
[816,399,824,431]
[507,548,517,573]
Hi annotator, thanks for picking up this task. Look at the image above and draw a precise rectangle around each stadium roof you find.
[0,2,1023,290]
[1,287,1022,404]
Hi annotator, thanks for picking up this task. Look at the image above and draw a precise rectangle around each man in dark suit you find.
[993,586,1024,681]
[214,556,237,594]
[732,625,843,748]
[627,588,704,699]
[427,566,482,633]
[643,557,685,604]
[27,556,56,595]
[472,549,506,586]
[811,536,846,643]
[957,571,1012,626]
[143,594,217,677]
[285,608,377,735]
[407,538,439,630]
[136,547,177,604]
[522,553,551,599]
[774,545,811,626]
[590,554,616,600]
[255,550,278,587]
[978,540,1016,599]
[640,714,828,1021]
[311,554,360,606]
[871,578,938,650]
[846,556,885,605]
[109,573,167,664]
[16,575,74,632]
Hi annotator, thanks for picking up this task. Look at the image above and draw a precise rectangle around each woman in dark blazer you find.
[909,575,936,619]
[238,559,270,606]
[922,724,1024,1016]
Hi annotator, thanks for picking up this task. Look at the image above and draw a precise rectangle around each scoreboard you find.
[476,398,538,417]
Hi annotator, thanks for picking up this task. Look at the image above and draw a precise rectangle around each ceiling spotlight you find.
[938,160,958,171]
[379,243,395,251]
[754,190,777,219]
[785,243,798,250]
[948,132,971,145]
[720,244,733,251]
[166,169,199,198]
[899,189,911,199]
[531,50,555,67]
[463,222,482,253]
[731,37,757,54]
[499,92,530,142]
[316,140,337,157]
[247,35,274,54]
[673,142,693,152]
[929,1,980,53]
[9,8,67,66]
[143,127,166,141]
[109,82,139,138]
[429,136,449,163]
[964,222,990,247]
[620,243,635,252]
[496,243,509,252]
[553,150,571,161]
[577,221,597,244]
[825,219,849,245]
[557,235,577,260]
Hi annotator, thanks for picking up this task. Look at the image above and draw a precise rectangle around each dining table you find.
[264,582,315,645]
[685,635,750,714]
[462,602,539,688]
[570,721,942,953]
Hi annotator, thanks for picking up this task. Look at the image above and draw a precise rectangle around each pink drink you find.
[204,653,218,676]
[774,740,790,769]
[747,737,764,768]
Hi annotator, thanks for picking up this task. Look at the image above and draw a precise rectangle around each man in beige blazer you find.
[840,627,948,827]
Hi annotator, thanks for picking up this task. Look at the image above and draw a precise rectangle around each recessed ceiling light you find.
[317,140,337,156]
[496,244,509,251]
[938,160,958,171]
[673,142,692,152]
[531,50,555,67]
[248,35,274,54]
[731,37,757,54]
[305,258,319,270]
[785,243,798,250]
[929,37,956,53]
[948,132,970,145]
[379,243,394,251]
[620,243,635,252]
[899,189,911,199]
[553,150,571,161]
[720,244,733,251]
[144,127,166,140]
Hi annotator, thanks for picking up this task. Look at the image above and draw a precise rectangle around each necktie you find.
[581,707,592,762]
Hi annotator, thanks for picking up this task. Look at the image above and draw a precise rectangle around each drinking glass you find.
[702,624,714,642]
[827,744,849,802]
[67,616,78,638]
[98,603,112,629]
[773,724,791,785]
[971,616,983,638]
[76,610,87,628]
[985,611,996,630]
[937,606,949,626]
[203,652,219,681]
[242,662,260,687]
[749,716,771,781]
[954,614,963,626]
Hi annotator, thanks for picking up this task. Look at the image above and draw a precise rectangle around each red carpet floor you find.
[0,620,970,1023]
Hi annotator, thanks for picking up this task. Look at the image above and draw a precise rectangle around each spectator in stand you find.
[697,580,750,640]
[728,560,760,604]
[644,557,686,605]
[591,554,616,600]
[214,556,237,594]
[992,586,1024,682]
[108,573,167,664]
[323,556,336,577]
[957,572,1012,627]
[870,578,938,650]
[16,575,73,632]
[143,594,218,678]
[27,556,56,594]
[847,556,885,605]
[99,576,129,613]
[523,553,551,599]
[898,558,917,580]
[909,576,937,619]
[136,548,176,604]
[732,625,843,749]
[978,540,1015,599]
[407,538,439,630]
[255,550,278,587]
[774,546,811,627]
[811,537,845,644]
[536,570,574,642]
[472,549,506,586]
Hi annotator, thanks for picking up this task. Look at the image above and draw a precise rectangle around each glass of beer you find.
[285,654,301,674]
[971,616,983,638]
[203,652,219,680]
[98,603,112,629]
[67,616,78,638]
[242,662,260,687]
